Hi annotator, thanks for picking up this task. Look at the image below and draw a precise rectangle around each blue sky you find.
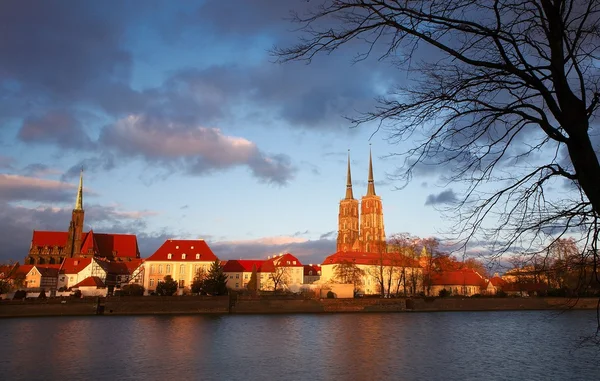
[0,0,535,265]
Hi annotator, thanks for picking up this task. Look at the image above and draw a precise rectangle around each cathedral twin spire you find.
[75,168,84,210]
[345,146,376,200]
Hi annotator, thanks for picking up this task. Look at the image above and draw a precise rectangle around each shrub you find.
[438,289,451,298]
[13,290,26,300]
[470,293,482,298]
[495,290,508,298]
[326,290,335,299]
[156,276,178,296]
[121,284,145,296]
[71,290,82,298]
[38,290,46,299]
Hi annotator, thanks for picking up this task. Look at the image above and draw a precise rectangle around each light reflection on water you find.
[0,311,598,381]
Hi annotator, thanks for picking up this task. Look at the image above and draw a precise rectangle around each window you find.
[244,274,248,279]
[191,246,194,249]
[166,264,171,274]
[235,274,239,279]
[196,254,200,259]
[70,277,74,282]
[229,275,233,279]
[309,271,313,276]
[287,261,290,265]
[167,253,172,259]
[235,283,239,288]
[194,265,199,274]
[150,279,155,287]
[150,264,155,274]
[159,265,163,274]
[180,264,185,274]
[182,254,186,259]
[293,261,296,265]
[175,246,179,249]
[179,280,185,288]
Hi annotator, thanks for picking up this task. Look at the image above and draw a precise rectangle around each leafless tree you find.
[275,0,600,332]
[333,259,365,292]
[269,263,291,292]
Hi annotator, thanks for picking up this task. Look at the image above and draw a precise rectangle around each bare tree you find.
[333,259,365,292]
[275,0,600,331]
[269,263,290,293]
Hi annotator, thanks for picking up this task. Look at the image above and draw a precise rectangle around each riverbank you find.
[0,296,597,317]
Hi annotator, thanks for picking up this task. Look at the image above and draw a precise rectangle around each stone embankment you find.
[0,296,596,318]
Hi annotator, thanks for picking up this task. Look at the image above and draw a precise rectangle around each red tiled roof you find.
[322,251,421,267]
[430,269,486,287]
[31,231,68,247]
[489,276,506,287]
[106,259,143,275]
[10,265,33,279]
[304,264,321,276]
[73,276,105,288]
[259,253,303,272]
[60,258,93,274]
[146,239,218,262]
[30,230,139,259]
[222,260,264,273]
[32,266,60,277]
[94,233,140,259]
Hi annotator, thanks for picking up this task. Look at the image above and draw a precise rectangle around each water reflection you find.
[0,311,597,381]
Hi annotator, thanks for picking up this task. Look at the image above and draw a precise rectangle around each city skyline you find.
[0,1,458,264]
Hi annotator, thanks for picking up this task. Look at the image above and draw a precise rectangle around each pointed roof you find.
[145,239,218,262]
[75,169,83,210]
[345,150,354,199]
[73,276,105,288]
[366,145,376,196]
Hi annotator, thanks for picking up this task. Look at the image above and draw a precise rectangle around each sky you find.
[0,0,544,265]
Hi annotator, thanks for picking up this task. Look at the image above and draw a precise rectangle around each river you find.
[0,311,598,380]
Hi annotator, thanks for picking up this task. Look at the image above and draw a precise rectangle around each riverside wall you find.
[0,296,597,318]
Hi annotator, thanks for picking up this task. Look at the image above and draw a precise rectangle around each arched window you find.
[150,264,155,274]
[182,253,186,260]
[167,253,172,259]
[180,264,185,274]
[159,265,163,274]
[166,264,171,274]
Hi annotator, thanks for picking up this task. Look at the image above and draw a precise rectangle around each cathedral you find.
[25,171,140,265]
[336,148,386,253]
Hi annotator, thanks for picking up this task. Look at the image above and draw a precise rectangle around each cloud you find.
[18,110,94,149]
[0,155,15,169]
[20,163,61,178]
[99,115,296,184]
[0,174,76,203]
[425,189,458,206]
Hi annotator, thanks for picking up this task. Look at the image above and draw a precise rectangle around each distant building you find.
[429,269,486,296]
[25,171,140,265]
[23,265,60,292]
[143,239,218,295]
[303,264,321,284]
[223,253,305,292]
[321,251,422,296]
[337,148,386,253]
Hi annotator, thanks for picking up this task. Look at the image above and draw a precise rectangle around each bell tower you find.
[65,169,85,258]
[337,151,359,252]
[359,146,386,253]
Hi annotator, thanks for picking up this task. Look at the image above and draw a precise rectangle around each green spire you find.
[75,168,83,210]
[345,149,354,199]
[366,145,376,196]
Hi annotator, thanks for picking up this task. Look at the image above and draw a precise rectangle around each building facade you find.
[143,239,218,294]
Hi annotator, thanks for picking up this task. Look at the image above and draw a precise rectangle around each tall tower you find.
[65,169,85,258]
[359,146,386,253]
[337,150,359,252]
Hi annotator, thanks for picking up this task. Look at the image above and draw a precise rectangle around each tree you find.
[156,275,178,296]
[275,0,600,316]
[333,259,365,292]
[191,268,208,294]
[421,237,444,296]
[203,260,228,296]
[246,264,259,294]
[269,260,290,293]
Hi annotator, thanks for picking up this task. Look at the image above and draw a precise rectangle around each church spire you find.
[345,150,354,199]
[366,145,376,196]
[75,168,83,210]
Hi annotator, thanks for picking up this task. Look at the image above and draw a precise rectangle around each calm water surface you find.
[0,311,598,381]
